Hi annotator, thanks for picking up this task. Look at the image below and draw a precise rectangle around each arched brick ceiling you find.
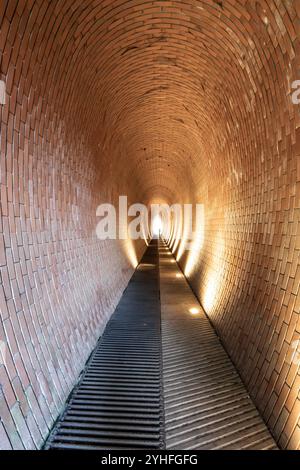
[62,0,299,205]
[2,0,297,206]
[0,0,300,450]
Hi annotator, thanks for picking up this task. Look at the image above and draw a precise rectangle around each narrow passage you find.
[45,240,277,450]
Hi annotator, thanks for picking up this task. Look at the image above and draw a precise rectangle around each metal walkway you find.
[159,241,277,450]
[45,241,164,450]
[45,239,277,450]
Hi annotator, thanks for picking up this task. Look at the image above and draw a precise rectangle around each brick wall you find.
[166,1,300,450]
[0,0,299,450]
[0,0,146,449]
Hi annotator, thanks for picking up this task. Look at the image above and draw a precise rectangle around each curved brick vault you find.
[0,0,300,450]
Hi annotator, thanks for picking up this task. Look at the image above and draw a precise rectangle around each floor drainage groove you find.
[44,240,165,450]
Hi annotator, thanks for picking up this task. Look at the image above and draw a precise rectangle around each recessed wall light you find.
[189,307,200,315]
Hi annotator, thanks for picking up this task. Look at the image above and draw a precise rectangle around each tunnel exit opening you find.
[152,214,163,239]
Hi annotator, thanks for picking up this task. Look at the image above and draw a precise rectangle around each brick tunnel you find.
[0,0,300,451]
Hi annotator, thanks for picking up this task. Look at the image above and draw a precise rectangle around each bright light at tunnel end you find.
[95,196,205,255]
[152,215,163,238]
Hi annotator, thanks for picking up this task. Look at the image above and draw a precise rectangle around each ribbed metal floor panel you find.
[45,239,278,451]
[45,240,165,450]
[159,241,278,451]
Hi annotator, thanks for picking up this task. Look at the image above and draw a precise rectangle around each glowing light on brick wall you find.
[184,205,205,278]
[202,232,225,313]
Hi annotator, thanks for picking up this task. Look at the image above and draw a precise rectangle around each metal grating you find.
[159,241,278,451]
[45,239,278,451]
[45,240,165,450]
